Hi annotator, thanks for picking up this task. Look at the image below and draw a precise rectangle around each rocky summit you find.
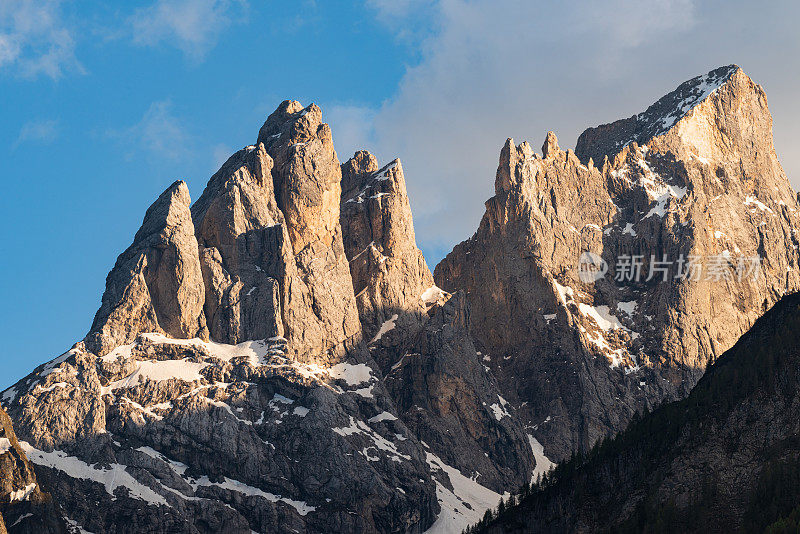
[435,64,800,461]
[0,100,529,534]
[1,65,799,533]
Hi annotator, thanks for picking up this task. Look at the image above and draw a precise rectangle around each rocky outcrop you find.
[191,101,362,365]
[86,181,207,356]
[435,65,800,461]
[0,101,519,534]
[2,334,441,533]
[190,144,285,345]
[256,102,364,365]
[0,406,65,533]
[383,292,534,492]
[4,66,797,533]
[339,152,535,495]
[480,292,800,533]
[340,152,435,342]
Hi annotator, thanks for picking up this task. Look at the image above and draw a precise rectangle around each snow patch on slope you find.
[528,434,556,481]
[370,314,398,343]
[21,442,168,506]
[424,452,504,534]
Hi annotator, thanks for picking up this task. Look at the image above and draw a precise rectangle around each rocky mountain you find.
[477,291,800,533]
[1,64,798,533]
[0,101,531,534]
[435,64,800,461]
[338,151,534,493]
[1,406,65,533]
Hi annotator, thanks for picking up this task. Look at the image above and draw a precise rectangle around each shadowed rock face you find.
[481,293,800,534]
[0,407,65,533]
[339,151,535,493]
[86,181,207,356]
[435,65,800,461]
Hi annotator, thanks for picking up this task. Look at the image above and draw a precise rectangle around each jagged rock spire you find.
[85,180,207,356]
[193,101,362,363]
[340,151,434,342]
[435,65,800,460]
[542,131,559,158]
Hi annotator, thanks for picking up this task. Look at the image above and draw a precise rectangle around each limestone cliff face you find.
[482,293,800,534]
[435,65,800,460]
[193,101,362,365]
[0,407,65,533]
[86,181,208,356]
[2,66,798,534]
[0,101,519,534]
[190,144,285,346]
[340,151,434,341]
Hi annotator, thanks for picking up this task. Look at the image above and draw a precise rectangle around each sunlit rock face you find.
[435,65,800,460]
[1,101,534,534]
[3,65,799,533]
[86,180,208,357]
[1,405,66,533]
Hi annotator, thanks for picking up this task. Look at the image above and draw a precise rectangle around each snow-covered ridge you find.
[621,64,738,150]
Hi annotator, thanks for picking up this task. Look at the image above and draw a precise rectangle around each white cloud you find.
[339,0,800,265]
[0,0,82,79]
[130,0,247,60]
[112,101,192,162]
[12,119,59,149]
[324,104,378,163]
[348,0,701,257]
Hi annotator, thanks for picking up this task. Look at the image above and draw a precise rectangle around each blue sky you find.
[2,0,800,390]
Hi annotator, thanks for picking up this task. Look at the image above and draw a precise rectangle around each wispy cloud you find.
[129,0,247,60]
[0,0,82,79]
[347,0,704,259]
[324,104,377,163]
[211,143,233,171]
[12,119,59,149]
[110,100,193,162]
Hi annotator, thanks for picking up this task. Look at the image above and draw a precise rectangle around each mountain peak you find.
[576,64,742,164]
[541,131,560,158]
[86,179,207,356]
